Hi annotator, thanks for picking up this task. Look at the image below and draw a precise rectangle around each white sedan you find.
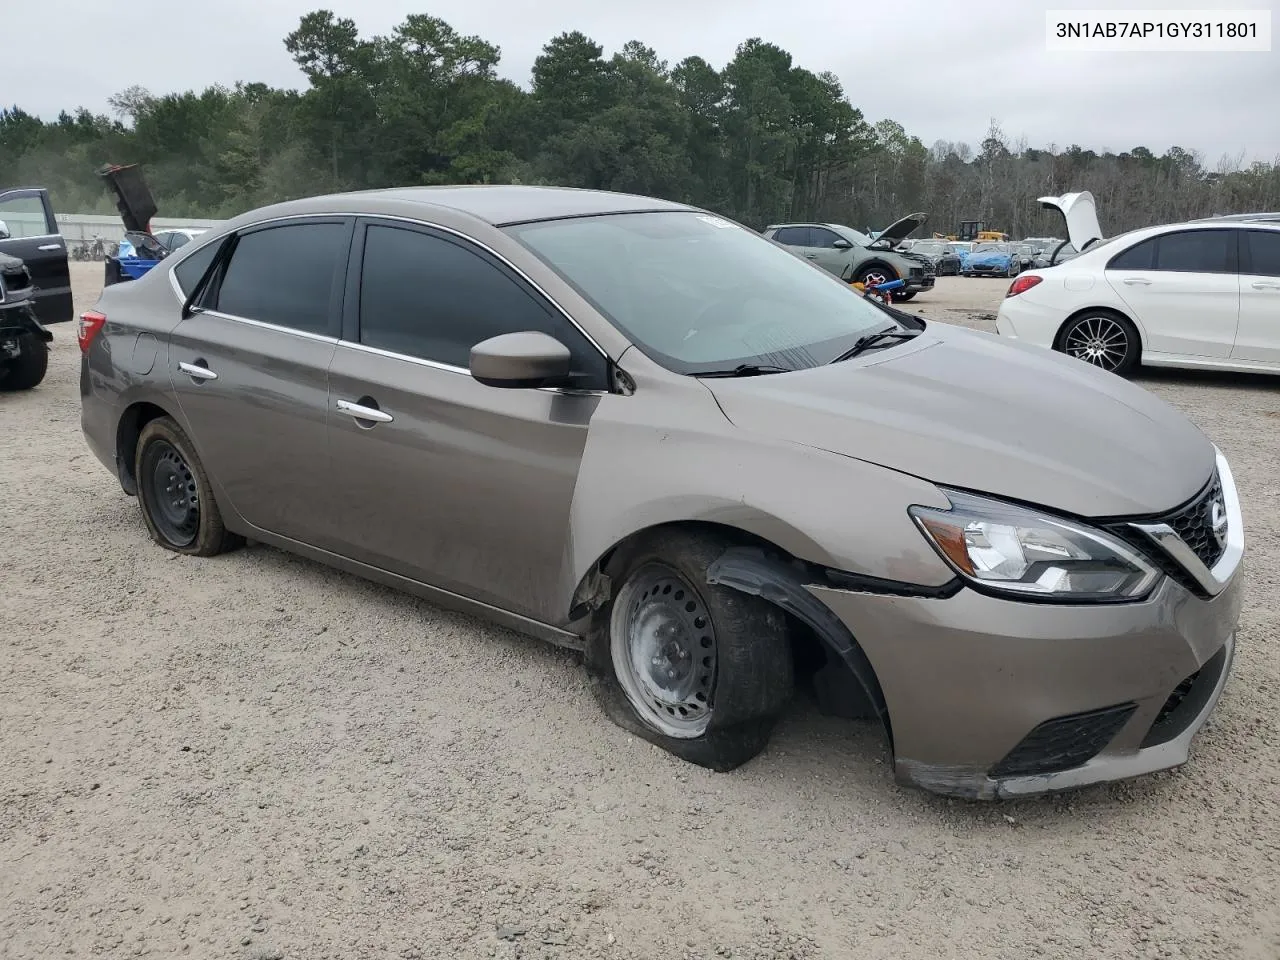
[995,192,1280,377]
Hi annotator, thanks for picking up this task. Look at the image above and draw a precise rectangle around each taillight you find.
[78,310,107,353]
[1006,275,1043,298]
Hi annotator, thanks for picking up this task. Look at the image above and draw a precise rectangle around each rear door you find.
[324,217,610,623]
[1105,229,1240,359]
[168,218,352,546]
[0,188,72,324]
[1234,229,1280,363]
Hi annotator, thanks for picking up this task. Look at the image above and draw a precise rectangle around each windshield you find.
[506,211,904,374]
[912,242,947,255]
[972,243,1010,254]
[835,225,874,247]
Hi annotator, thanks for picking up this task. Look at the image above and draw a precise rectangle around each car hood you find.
[870,212,927,246]
[1039,191,1103,252]
[705,323,1214,518]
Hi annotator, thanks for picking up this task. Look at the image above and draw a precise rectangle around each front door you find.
[1233,229,1280,364]
[168,217,352,545]
[0,189,72,324]
[805,226,857,279]
[1106,229,1240,359]
[325,219,611,624]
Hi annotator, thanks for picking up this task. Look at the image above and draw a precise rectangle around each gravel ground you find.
[2,264,1278,959]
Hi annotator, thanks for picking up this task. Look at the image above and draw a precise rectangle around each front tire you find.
[134,416,242,556]
[894,290,917,302]
[586,528,794,771]
[0,333,49,391]
[1056,311,1141,376]
[856,266,895,288]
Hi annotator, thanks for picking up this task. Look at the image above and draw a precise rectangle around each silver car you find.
[79,186,1244,799]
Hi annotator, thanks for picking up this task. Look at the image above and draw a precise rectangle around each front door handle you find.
[178,360,218,381]
[336,399,394,424]
[37,243,62,252]
[1122,277,1152,285]
[1252,280,1280,290]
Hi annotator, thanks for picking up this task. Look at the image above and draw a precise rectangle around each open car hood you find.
[1038,191,1102,253]
[870,212,927,247]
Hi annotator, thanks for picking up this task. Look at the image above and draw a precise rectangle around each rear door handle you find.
[1252,280,1280,290]
[178,361,218,381]
[37,243,62,252]
[336,399,393,424]
[1122,277,1152,285]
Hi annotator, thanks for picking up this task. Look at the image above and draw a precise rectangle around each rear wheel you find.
[586,528,794,771]
[134,416,242,556]
[0,333,49,391]
[1057,311,1141,376]
[894,290,917,302]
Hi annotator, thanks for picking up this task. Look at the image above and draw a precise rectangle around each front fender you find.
[562,366,956,621]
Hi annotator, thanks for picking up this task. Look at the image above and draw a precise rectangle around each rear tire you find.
[0,333,49,391]
[894,291,917,302]
[1056,310,1141,376]
[585,527,795,771]
[134,416,243,556]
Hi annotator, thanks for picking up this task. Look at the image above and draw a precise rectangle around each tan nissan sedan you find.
[78,186,1245,799]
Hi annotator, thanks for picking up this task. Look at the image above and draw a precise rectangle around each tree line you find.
[2,9,1277,238]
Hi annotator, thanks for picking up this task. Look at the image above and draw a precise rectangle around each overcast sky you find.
[10,0,1279,164]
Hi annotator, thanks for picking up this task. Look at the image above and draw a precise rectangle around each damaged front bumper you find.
[707,545,1242,800]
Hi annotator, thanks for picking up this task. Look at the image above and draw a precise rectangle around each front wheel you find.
[0,333,49,391]
[1057,311,1141,376]
[586,528,794,771]
[856,266,895,288]
[135,416,243,555]
[1006,261,1018,277]
[894,290,917,302]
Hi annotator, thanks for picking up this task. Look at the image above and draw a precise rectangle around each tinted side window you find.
[171,233,191,250]
[810,228,844,248]
[214,222,347,334]
[1154,230,1233,274]
[1245,231,1280,277]
[357,224,608,389]
[772,227,811,246]
[173,239,222,295]
[1108,237,1156,270]
[0,193,54,238]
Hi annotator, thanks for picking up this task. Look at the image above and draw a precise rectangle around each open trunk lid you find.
[99,163,158,234]
[1038,191,1103,252]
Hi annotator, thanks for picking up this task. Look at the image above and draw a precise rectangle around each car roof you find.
[226,185,694,229]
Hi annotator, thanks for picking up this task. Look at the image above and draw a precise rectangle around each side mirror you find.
[0,220,9,240]
[470,331,572,389]
[831,238,852,249]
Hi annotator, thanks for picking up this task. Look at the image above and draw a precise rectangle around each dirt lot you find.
[3,263,1278,959]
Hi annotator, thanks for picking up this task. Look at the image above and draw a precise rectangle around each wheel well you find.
[1054,306,1142,354]
[856,260,898,281]
[572,519,892,749]
[115,401,171,496]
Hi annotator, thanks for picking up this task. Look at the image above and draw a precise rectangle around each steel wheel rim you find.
[610,563,717,739]
[142,440,200,547]
[1064,316,1128,371]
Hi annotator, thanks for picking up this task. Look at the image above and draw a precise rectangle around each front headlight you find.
[910,490,1161,601]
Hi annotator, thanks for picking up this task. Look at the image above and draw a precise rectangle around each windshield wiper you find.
[693,363,794,378]
[828,328,922,364]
